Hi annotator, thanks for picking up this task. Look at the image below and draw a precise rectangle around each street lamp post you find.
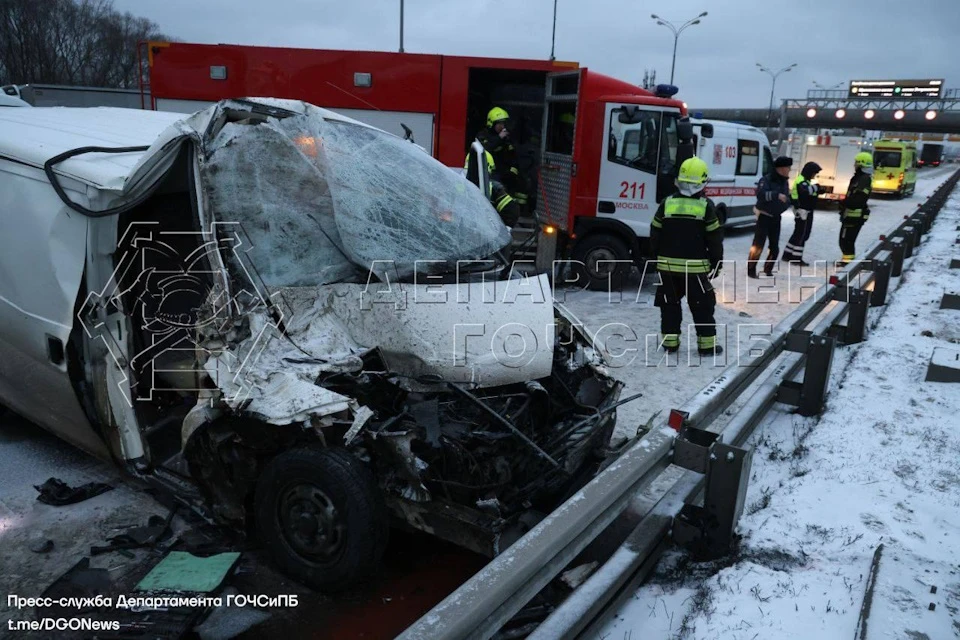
[550,0,559,61]
[757,62,796,130]
[399,0,405,53]
[650,12,708,85]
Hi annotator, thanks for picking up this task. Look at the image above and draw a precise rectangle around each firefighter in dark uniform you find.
[650,157,724,355]
[464,148,520,227]
[838,152,874,265]
[782,161,822,265]
[477,107,528,207]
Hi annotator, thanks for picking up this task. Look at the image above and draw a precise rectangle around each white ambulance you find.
[692,119,774,226]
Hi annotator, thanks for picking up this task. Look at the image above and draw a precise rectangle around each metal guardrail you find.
[399,170,960,640]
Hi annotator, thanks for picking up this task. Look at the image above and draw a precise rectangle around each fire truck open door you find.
[534,69,582,274]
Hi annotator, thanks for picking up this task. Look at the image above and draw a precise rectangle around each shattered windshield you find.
[202,104,510,287]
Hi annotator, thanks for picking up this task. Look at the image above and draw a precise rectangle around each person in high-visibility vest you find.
[463,148,520,227]
[476,107,528,207]
[649,157,725,355]
[782,161,822,265]
[838,152,874,265]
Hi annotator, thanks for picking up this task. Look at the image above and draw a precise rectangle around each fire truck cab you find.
[142,43,689,289]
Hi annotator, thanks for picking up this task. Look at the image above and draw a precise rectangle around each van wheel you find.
[572,233,632,290]
[255,447,388,592]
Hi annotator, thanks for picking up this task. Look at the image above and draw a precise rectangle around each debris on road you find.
[34,477,112,506]
[136,551,241,593]
[28,537,54,553]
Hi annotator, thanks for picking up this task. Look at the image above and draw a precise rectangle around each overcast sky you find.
[114,0,958,108]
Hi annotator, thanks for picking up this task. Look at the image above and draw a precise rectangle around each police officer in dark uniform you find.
[650,157,725,355]
[782,161,822,265]
[748,156,793,278]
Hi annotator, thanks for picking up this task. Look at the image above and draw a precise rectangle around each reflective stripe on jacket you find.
[650,196,722,274]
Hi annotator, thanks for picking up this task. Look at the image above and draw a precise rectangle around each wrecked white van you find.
[0,99,624,590]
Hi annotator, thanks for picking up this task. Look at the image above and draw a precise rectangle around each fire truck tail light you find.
[543,225,557,235]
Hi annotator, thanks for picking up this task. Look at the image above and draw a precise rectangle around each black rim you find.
[585,246,619,279]
[277,483,345,563]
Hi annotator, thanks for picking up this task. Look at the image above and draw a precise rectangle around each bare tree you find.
[0,0,170,88]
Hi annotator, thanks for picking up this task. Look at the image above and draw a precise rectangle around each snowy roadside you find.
[562,165,957,439]
[600,185,960,638]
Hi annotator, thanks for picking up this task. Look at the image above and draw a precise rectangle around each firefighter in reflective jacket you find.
[477,107,528,206]
[650,157,724,355]
[464,148,520,227]
[838,152,874,264]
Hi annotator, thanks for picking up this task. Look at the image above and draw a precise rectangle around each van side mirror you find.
[699,123,714,139]
[676,117,694,142]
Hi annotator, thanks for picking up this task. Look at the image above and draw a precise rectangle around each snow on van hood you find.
[202,274,557,425]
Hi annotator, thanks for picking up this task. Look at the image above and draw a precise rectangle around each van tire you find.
[571,233,632,290]
[254,446,388,592]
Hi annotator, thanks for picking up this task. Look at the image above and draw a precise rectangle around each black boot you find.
[698,344,724,356]
[747,245,762,279]
[781,253,795,262]
[764,249,778,276]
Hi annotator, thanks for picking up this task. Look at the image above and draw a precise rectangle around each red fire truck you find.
[141,42,691,288]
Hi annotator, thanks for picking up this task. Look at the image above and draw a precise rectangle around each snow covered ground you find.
[561,165,958,439]
[600,177,960,639]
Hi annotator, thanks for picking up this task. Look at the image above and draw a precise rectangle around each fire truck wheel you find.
[255,446,388,592]
[572,233,632,290]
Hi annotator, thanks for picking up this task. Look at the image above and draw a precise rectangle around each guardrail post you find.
[886,236,906,277]
[900,226,916,258]
[671,426,752,560]
[869,259,892,307]
[911,211,930,235]
[776,331,835,417]
[841,287,872,344]
[908,222,923,249]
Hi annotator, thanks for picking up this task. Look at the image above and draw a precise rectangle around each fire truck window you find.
[736,139,760,176]
[609,107,662,174]
[659,115,679,176]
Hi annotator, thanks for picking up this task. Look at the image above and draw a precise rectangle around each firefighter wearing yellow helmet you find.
[837,151,874,265]
[649,156,725,356]
[476,106,528,206]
